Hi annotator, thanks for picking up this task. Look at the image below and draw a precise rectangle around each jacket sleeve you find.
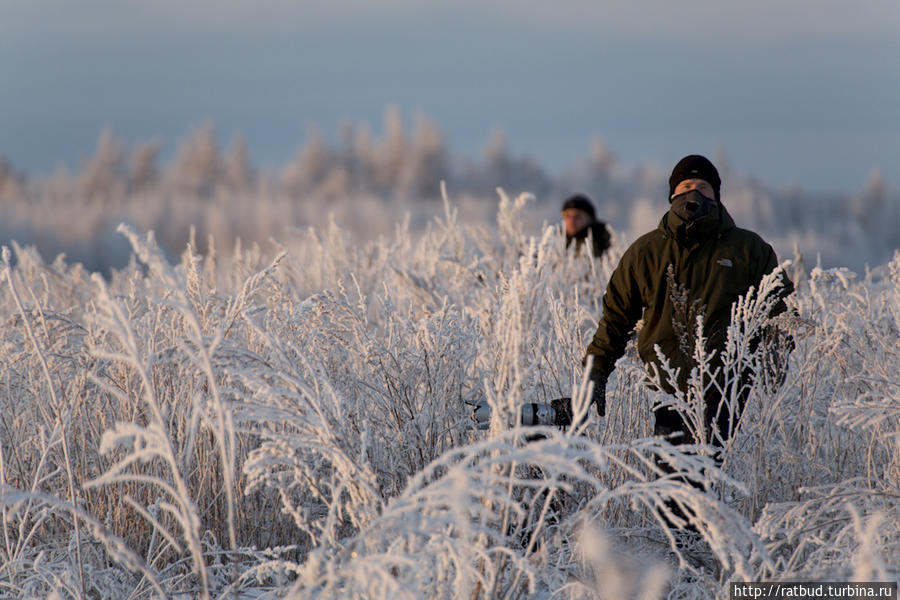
[584,247,644,378]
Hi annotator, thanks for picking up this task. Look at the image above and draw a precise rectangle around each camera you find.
[471,398,573,430]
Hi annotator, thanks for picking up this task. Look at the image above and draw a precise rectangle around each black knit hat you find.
[561,194,596,219]
[668,155,721,202]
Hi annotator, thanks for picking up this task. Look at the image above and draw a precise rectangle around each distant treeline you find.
[1,109,898,273]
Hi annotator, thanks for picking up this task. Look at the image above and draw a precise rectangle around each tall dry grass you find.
[1,189,898,598]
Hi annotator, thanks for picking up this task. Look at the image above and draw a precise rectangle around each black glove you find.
[550,397,574,427]
[589,372,606,417]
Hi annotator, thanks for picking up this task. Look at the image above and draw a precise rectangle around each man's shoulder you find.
[616,229,667,270]
[588,221,611,239]
[626,228,666,253]
[725,225,774,251]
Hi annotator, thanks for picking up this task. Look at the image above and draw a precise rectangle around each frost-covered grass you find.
[1,189,899,599]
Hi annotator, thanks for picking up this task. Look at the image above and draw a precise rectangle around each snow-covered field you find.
[2,182,899,598]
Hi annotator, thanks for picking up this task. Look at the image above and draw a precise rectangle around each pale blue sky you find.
[2,0,899,193]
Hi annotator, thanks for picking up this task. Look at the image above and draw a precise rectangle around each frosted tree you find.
[167,121,222,197]
[852,169,886,232]
[281,126,334,197]
[345,120,375,188]
[371,106,409,194]
[0,157,25,202]
[483,127,511,187]
[403,111,449,198]
[77,128,126,202]
[223,134,255,192]
[586,136,616,191]
[557,136,623,224]
[479,127,550,198]
[127,139,161,193]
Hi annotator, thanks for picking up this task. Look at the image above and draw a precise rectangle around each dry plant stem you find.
[2,200,899,598]
[2,247,86,599]
[88,271,212,600]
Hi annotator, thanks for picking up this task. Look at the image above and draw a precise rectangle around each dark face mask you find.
[670,189,717,222]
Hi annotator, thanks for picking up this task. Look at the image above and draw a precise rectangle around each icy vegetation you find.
[1,181,899,598]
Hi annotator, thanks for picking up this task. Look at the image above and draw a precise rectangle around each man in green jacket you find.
[584,154,793,448]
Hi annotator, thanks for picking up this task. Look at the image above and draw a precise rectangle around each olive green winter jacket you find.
[585,203,793,392]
